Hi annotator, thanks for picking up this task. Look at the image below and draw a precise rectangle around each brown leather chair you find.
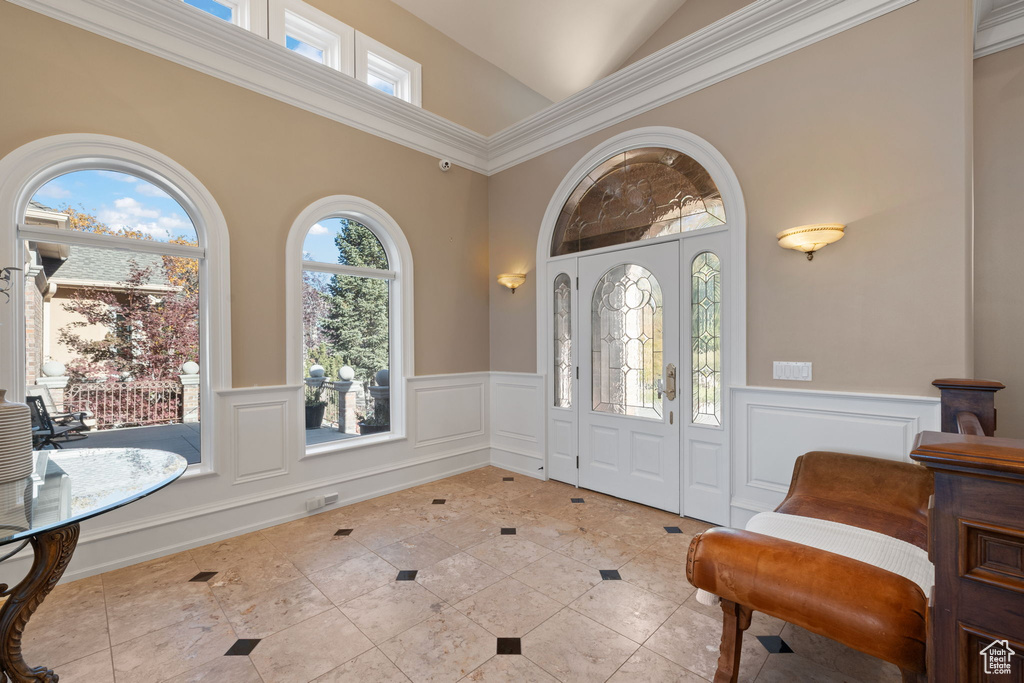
[686,452,933,683]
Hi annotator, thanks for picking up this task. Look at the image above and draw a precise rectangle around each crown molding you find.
[975,0,1024,58]
[10,0,917,176]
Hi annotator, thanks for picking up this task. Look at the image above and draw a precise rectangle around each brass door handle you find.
[664,364,677,401]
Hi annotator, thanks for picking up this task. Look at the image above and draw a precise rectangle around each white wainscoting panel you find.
[490,372,545,478]
[411,374,487,447]
[730,386,940,527]
[219,386,297,485]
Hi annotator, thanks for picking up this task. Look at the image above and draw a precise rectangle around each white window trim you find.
[183,0,267,37]
[0,134,233,478]
[285,196,414,459]
[355,32,422,106]
[268,0,354,75]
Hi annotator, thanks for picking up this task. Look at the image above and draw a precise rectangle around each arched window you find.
[0,135,231,473]
[287,196,412,453]
[550,147,725,257]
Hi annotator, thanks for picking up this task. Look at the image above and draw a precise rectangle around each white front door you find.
[578,242,680,513]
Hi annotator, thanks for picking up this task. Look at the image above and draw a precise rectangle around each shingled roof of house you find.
[43,244,172,288]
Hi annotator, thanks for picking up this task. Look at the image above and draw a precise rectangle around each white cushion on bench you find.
[695,511,934,607]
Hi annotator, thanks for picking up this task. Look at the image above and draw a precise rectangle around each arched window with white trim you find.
[0,134,232,473]
[286,196,412,453]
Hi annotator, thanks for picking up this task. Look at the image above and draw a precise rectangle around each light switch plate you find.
[773,361,812,381]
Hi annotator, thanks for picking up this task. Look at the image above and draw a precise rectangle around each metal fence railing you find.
[65,380,183,429]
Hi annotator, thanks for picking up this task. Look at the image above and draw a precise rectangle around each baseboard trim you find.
[489,447,545,480]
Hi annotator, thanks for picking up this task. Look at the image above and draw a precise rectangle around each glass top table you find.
[0,448,187,682]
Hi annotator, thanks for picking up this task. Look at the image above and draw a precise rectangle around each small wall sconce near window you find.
[776,223,845,261]
[497,273,527,293]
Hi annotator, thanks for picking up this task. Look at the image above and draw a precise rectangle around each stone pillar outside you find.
[330,380,364,435]
[179,363,201,423]
[36,374,69,412]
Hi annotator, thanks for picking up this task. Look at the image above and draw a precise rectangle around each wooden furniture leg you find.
[0,524,80,682]
[714,598,753,683]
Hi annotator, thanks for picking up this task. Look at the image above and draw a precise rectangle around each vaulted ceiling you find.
[390,0,689,102]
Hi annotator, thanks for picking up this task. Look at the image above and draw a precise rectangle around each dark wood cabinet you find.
[911,432,1024,682]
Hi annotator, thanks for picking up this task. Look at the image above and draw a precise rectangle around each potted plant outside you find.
[358,398,390,435]
[304,383,327,429]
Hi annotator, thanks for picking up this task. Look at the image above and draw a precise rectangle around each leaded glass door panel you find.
[578,243,680,513]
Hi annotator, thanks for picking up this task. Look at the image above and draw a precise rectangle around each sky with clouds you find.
[32,170,197,243]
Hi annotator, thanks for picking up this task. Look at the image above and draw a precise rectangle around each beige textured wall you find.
[489,0,973,396]
[305,0,552,135]
[616,0,756,70]
[1,2,491,387]
[975,44,1024,437]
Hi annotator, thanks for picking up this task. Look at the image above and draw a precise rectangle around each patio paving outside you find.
[305,426,361,447]
[66,422,201,465]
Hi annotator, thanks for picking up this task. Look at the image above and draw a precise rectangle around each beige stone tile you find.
[473,503,545,529]
[521,609,639,683]
[314,647,410,682]
[379,608,495,683]
[466,535,551,574]
[620,550,697,604]
[780,623,902,683]
[542,500,618,528]
[596,513,676,547]
[454,577,561,638]
[340,581,446,643]
[463,655,559,682]
[263,526,371,575]
[101,551,200,593]
[165,655,264,682]
[416,552,506,604]
[376,533,461,570]
[111,610,237,683]
[53,649,114,683]
[198,534,305,609]
[557,529,645,569]
[105,578,223,646]
[23,575,109,668]
[430,515,501,549]
[510,486,579,514]
[516,514,587,550]
[646,532,697,564]
[482,476,544,500]
[645,606,767,682]
[607,646,706,683]
[511,552,602,605]
[756,652,851,682]
[570,580,679,642]
[221,576,334,639]
[308,552,399,606]
[348,515,431,551]
[681,590,784,636]
[250,608,374,683]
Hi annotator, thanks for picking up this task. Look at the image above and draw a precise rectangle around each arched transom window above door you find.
[550,147,726,257]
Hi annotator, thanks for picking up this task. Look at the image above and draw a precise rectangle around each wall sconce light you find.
[776,224,845,261]
[497,273,527,293]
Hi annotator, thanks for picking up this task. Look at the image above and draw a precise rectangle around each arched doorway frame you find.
[535,126,747,522]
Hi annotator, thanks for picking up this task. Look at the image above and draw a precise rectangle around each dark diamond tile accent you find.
[225,639,260,656]
[432,499,446,505]
[756,635,794,654]
[503,477,514,481]
[501,528,516,535]
[189,571,218,583]
[599,570,622,581]
[496,637,522,655]
[396,570,418,581]
[335,528,353,536]
[571,498,585,504]
[664,526,683,534]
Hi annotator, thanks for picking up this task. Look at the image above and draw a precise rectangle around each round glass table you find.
[0,448,187,682]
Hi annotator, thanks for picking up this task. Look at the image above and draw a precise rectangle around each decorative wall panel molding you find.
[730,386,940,527]
[9,0,917,175]
[411,373,487,446]
[490,372,545,476]
[218,385,297,484]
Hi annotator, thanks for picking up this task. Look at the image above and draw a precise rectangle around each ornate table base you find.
[0,524,80,682]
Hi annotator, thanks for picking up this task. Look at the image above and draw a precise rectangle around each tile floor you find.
[23,467,902,682]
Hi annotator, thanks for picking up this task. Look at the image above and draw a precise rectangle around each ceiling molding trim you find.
[975,0,1024,58]
[484,0,918,174]
[6,0,492,174]
[9,0,917,176]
